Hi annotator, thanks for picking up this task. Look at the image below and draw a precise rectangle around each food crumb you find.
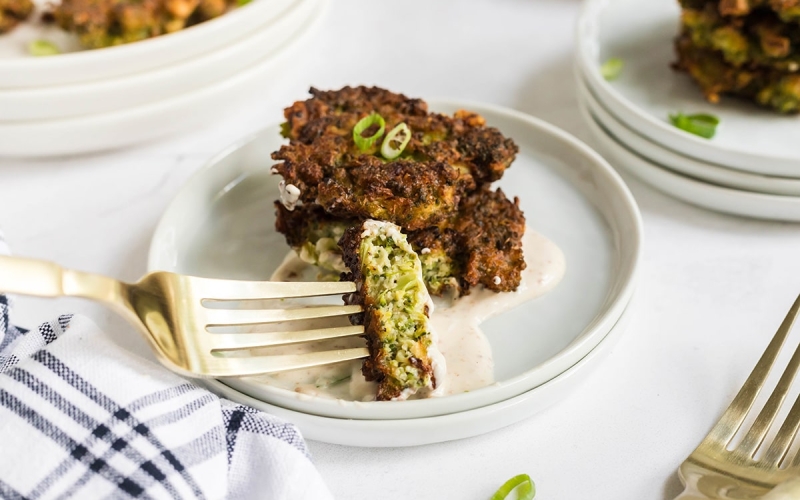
[493,276,501,285]
[420,247,431,254]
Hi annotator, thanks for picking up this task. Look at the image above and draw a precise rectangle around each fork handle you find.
[0,255,124,303]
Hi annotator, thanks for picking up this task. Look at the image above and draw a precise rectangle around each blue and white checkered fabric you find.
[0,231,333,500]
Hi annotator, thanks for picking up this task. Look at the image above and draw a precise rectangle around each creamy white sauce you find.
[249,227,566,401]
[278,181,301,211]
[762,478,800,500]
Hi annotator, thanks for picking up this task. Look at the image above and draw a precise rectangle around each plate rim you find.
[579,97,800,221]
[576,0,800,175]
[0,0,316,121]
[200,300,634,447]
[576,73,800,197]
[0,0,291,72]
[148,99,643,419]
[0,1,324,157]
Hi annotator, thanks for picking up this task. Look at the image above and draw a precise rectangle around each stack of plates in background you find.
[576,0,800,222]
[0,0,325,157]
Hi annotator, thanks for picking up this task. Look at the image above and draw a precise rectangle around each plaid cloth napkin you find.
[0,232,334,500]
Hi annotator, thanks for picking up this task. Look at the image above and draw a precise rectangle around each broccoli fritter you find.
[675,33,800,111]
[681,4,800,69]
[274,185,526,295]
[53,0,235,48]
[0,0,32,34]
[680,0,800,22]
[340,220,444,401]
[271,86,518,230]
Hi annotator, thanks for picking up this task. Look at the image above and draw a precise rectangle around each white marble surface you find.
[3,1,800,498]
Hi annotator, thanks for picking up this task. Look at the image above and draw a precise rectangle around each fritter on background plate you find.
[53,0,235,48]
[681,4,800,70]
[675,33,800,112]
[0,0,32,34]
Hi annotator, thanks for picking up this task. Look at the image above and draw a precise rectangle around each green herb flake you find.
[601,57,624,81]
[669,112,720,139]
[29,40,60,57]
[490,474,536,500]
[237,0,251,6]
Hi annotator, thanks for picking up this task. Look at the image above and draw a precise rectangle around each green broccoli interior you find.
[360,224,433,395]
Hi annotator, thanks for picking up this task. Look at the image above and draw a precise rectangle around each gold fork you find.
[0,255,368,378]
[676,294,800,500]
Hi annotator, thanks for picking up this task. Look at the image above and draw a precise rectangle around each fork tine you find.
[209,325,364,351]
[705,294,800,447]
[211,347,369,377]
[738,337,800,457]
[764,392,800,466]
[204,304,361,327]
[193,278,356,301]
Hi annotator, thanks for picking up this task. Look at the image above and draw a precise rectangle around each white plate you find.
[148,101,642,420]
[201,300,634,447]
[0,0,294,89]
[0,0,324,158]
[577,0,800,177]
[580,99,800,222]
[576,74,800,197]
[0,0,315,121]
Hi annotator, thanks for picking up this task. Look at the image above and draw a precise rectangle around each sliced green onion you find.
[353,113,386,151]
[669,112,720,139]
[601,57,624,81]
[490,474,535,500]
[280,122,291,138]
[28,40,60,57]
[381,122,411,160]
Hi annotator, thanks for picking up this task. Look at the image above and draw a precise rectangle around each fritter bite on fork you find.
[53,0,235,48]
[340,220,445,401]
[271,86,519,230]
[0,0,32,34]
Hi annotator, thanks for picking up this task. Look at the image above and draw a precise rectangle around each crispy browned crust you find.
[52,0,235,48]
[453,186,527,292]
[338,226,381,395]
[0,0,32,33]
[271,86,518,230]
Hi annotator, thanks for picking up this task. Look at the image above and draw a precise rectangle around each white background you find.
[3,1,800,498]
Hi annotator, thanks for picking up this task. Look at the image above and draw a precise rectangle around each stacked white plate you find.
[0,0,325,157]
[577,0,800,222]
[148,101,643,447]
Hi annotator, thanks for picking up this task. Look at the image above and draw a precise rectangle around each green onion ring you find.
[381,123,411,160]
[490,474,536,500]
[669,112,720,139]
[353,113,386,151]
[28,40,60,57]
[601,57,624,81]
